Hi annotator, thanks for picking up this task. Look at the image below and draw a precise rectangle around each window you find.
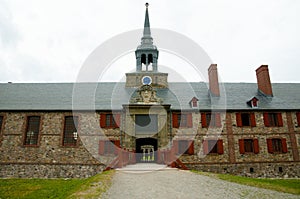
[100,113,120,128]
[239,139,259,154]
[267,138,288,153]
[203,139,224,155]
[0,116,3,133]
[174,140,194,155]
[99,140,120,155]
[296,112,300,126]
[135,114,158,133]
[172,113,192,128]
[247,97,259,108]
[24,116,41,146]
[201,112,221,128]
[63,116,78,146]
[236,113,256,127]
[263,113,283,127]
[190,97,199,108]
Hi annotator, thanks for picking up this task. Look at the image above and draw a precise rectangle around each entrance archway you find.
[136,138,157,163]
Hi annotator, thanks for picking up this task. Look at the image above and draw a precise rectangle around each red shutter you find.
[115,114,121,127]
[114,140,120,155]
[172,113,179,128]
[100,114,106,128]
[253,139,259,154]
[217,140,224,154]
[250,113,256,127]
[215,113,221,127]
[267,139,273,153]
[201,113,207,128]
[203,140,208,155]
[99,140,105,155]
[173,140,179,155]
[239,139,245,154]
[187,113,193,128]
[277,113,283,127]
[263,113,270,127]
[188,140,194,155]
[281,138,288,153]
[236,113,242,127]
[297,112,300,126]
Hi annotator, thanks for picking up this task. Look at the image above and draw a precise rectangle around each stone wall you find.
[187,162,300,178]
[0,110,299,178]
[0,163,105,178]
[0,111,108,178]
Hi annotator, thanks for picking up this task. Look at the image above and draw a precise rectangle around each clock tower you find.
[125,3,168,88]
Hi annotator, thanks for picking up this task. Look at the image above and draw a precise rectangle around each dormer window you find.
[189,97,199,109]
[247,97,259,108]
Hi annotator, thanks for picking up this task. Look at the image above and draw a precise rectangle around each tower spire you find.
[141,3,153,45]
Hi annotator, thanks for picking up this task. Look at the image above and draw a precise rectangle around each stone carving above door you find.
[130,85,162,104]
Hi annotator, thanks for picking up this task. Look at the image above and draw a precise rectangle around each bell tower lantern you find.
[126,3,168,88]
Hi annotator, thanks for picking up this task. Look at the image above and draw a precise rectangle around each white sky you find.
[0,0,299,83]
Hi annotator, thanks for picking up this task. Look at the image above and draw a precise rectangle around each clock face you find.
[142,76,152,85]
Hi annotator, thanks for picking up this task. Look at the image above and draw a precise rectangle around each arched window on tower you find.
[148,54,153,64]
[141,54,146,65]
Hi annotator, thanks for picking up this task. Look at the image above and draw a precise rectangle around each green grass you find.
[192,170,300,195]
[0,170,115,199]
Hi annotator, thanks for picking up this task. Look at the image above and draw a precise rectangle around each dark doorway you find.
[136,138,157,163]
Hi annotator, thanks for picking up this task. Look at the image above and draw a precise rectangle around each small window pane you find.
[0,116,3,133]
[178,140,189,155]
[244,139,254,153]
[63,116,78,146]
[208,140,218,154]
[24,116,40,146]
[272,139,282,152]
[241,113,250,126]
[268,113,278,126]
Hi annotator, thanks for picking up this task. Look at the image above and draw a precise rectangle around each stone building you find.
[0,4,300,178]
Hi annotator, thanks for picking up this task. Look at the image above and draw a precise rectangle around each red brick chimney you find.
[256,65,273,96]
[208,64,220,97]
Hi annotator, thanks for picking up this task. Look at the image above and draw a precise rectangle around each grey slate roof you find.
[0,82,299,111]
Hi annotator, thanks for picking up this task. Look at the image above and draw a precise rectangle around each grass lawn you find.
[0,170,115,199]
[192,170,300,195]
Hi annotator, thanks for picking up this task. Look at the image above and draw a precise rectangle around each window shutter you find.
[250,113,256,127]
[239,139,245,154]
[215,113,222,127]
[201,113,207,128]
[236,113,242,127]
[297,112,300,126]
[263,113,270,127]
[172,113,179,128]
[187,113,193,128]
[188,140,194,155]
[173,140,179,154]
[281,138,288,153]
[100,114,106,128]
[253,139,259,154]
[203,140,208,155]
[277,113,283,127]
[115,114,121,127]
[99,140,105,155]
[217,140,224,155]
[114,140,120,155]
[267,139,273,153]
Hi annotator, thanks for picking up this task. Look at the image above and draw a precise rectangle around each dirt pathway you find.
[102,167,298,199]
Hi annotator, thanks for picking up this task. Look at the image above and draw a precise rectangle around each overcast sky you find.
[0,0,299,83]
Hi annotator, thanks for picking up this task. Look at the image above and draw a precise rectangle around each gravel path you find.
[102,168,299,199]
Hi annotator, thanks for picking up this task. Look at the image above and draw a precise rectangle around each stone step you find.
[116,163,177,173]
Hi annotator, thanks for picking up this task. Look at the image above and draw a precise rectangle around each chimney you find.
[256,65,273,97]
[208,64,220,97]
